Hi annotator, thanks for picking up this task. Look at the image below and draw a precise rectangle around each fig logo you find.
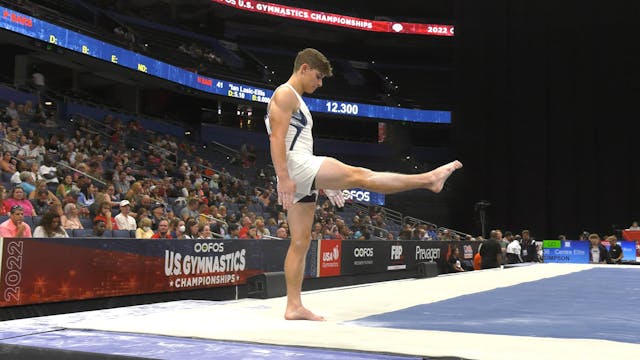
[392,23,404,32]
[391,245,403,260]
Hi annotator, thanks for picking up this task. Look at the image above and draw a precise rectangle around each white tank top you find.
[265,83,314,155]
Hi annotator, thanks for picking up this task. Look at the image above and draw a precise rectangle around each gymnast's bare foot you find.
[425,160,463,193]
[284,305,326,321]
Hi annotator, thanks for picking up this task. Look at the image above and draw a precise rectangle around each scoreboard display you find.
[1,6,450,124]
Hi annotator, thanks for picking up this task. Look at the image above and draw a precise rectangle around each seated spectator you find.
[589,233,608,264]
[180,198,199,221]
[607,235,623,264]
[38,156,58,192]
[61,203,83,229]
[398,229,412,240]
[94,201,118,230]
[29,179,60,205]
[77,183,97,210]
[628,221,640,230]
[0,151,17,179]
[275,227,288,239]
[104,183,121,207]
[114,200,137,230]
[6,118,22,137]
[3,128,21,153]
[151,219,172,239]
[50,202,64,218]
[149,203,166,230]
[33,211,68,238]
[135,217,154,239]
[0,184,7,215]
[56,175,75,198]
[19,172,36,197]
[4,186,36,216]
[89,219,107,237]
[0,205,32,238]
[172,219,186,239]
[448,247,465,273]
[247,225,262,239]
[197,223,214,239]
[224,223,240,239]
[238,216,253,238]
[17,140,41,163]
[255,218,270,237]
[183,218,199,239]
[132,194,152,215]
[30,189,52,215]
[5,101,18,121]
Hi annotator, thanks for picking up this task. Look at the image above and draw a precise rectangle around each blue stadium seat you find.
[112,230,133,238]
[31,215,43,227]
[23,216,34,228]
[72,229,113,238]
[80,218,93,229]
[72,229,96,237]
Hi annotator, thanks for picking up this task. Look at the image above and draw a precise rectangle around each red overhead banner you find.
[212,0,454,37]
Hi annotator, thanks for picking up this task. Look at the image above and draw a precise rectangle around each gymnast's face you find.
[301,66,324,94]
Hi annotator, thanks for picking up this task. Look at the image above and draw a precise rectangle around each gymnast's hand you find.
[324,189,345,208]
[277,176,296,210]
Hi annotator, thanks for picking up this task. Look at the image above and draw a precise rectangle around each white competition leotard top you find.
[265,83,314,155]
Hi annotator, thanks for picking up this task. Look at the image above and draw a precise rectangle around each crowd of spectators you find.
[0,94,449,242]
[0,93,636,276]
[0,94,289,240]
[178,43,223,65]
[0,94,483,243]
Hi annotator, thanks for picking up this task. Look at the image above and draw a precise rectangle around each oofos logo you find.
[342,189,370,202]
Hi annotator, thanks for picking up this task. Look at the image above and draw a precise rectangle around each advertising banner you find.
[317,239,341,277]
[342,188,385,206]
[0,237,290,307]
[542,240,589,263]
[210,0,454,36]
[340,240,481,275]
[341,241,389,275]
[0,237,482,308]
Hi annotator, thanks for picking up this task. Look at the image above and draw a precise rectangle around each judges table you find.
[622,230,640,241]
[621,230,640,260]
